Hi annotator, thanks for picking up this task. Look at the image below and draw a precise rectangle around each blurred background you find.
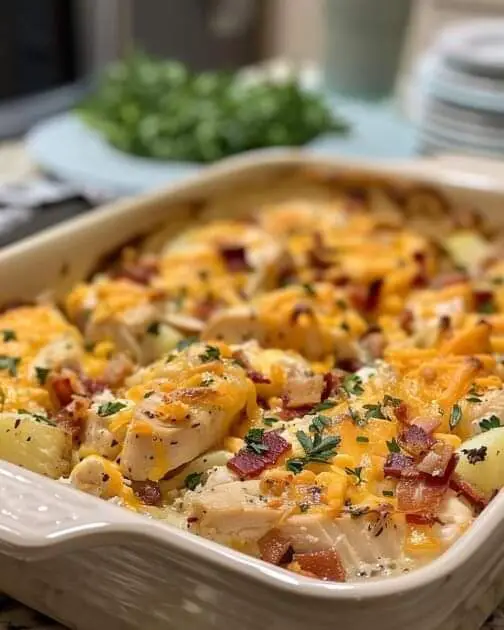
[1,0,504,246]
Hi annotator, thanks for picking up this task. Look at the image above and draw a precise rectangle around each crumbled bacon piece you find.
[430,271,468,289]
[227,451,266,478]
[232,350,271,385]
[258,529,293,566]
[399,425,435,457]
[132,480,162,506]
[417,443,455,479]
[115,260,159,285]
[290,304,314,324]
[49,374,76,407]
[383,453,418,479]
[410,416,441,434]
[365,279,383,312]
[397,477,448,515]
[218,245,251,273]
[405,513,438,526]
[308,233,335,270]
[283,374,325,409]
[261,431,292,466]
[473,289,495,312]
[394,402,409,424]
[360,328,386,360]
[321,370,344,400]
[335,357,363,373]
[54,397,90,443]
[193,297,219,321]
[292,548,346,582]
[80,376,107,395]
[449,474,489,514]
[227,431,291,479]
[398,309,414,335]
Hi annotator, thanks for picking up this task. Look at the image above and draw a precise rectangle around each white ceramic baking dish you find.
[2,151,504,630]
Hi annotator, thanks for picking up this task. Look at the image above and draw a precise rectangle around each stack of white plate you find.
[414,20,504,158]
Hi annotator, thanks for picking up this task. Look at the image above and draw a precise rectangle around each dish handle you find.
[0,462,147,561]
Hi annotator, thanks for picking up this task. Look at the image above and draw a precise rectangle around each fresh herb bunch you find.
[77,53,349,163]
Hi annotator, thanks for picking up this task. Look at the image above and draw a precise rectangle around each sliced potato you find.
[444,231,490,274]
[140,323,182,363]
[0,412,72,479]
[456,427,504,498]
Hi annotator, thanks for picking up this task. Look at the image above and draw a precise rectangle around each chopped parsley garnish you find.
[356,436,369,443]
[200,375,214,387]
[0,355,20,377]
[491,277,504,286]
[297,429,340,463]
[35,366,50,386]
[146,321,161,336]
[1,329,16,342]
[342,374,364,396]
[299,503,310,513]
[17,409,55,426]
[466,384,482,403]
[313,399,336,412]
[286,428,340,473]
[184,472,203,491]
[244,428,269,455]
[143,390,154,398]
[0,387,5,411]
[336,299,347,310]
[309,414,331,434]
[302,282,316,296]
[449,404,462,431]
[461,446,487,465]
[344,466,364,485]
[348,406,366,427]
[479,415,501,432]
[363,403,386,420]
[383,395,402,407]
[382,490,394,497]
[386,438,400,453]
[176,336,198,351]
[340,321,350,332]
[286,459,305,474]
[263,416,279,427]
[97,401,127,417]
[199,345,221,363]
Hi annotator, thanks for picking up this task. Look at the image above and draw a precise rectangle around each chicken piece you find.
[70,454,124,499]
[119,343,254,481]
[459,389,504,439]
[29,334,83,377]
[79,392,134,460]
[66,279,180,364]
[231,340,314,399]
[203,283,364,362]
[278,511,405,572]
[183,466,472,578]
[185,476,282,544]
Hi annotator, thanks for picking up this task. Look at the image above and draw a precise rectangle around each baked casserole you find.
[2,177,504,584]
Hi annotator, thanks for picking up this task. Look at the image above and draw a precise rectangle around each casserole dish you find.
[2,151,504,629]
